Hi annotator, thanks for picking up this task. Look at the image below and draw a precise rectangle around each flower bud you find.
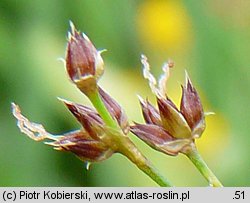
[131,123,191,156]
[98,87,130,134]
[66,22,104,95]
[180,73,205,137]
[131,123,173,145]
[48,130,113,162]
[12,103,113,163]
[58,98,104,140]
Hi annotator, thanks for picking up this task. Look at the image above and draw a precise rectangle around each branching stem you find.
[88,90,172,187]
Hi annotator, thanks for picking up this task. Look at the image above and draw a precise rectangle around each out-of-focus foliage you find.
[0,0,249,186]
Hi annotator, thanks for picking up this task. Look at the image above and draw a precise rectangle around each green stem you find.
[88,90,118,129]
[184,145,223,187]
[117,136,172,187]
[87,89,172,187]
[141,163,171,186]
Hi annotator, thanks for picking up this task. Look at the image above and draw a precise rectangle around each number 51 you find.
[234,191,244,200]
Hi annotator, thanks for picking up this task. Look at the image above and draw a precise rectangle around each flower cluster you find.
[12,23,128,163]
[12,22,221,187]
[12,86,128,162]
[131,56,205,155]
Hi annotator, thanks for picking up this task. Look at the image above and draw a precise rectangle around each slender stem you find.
[142,162,172,187]
[118,136,172,187]
[184,145,223,187]
[88,89,172,186]
[88,90,118,129]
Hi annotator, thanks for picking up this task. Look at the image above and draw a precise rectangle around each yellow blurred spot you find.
[197,112,230,156]
[136,0,192,51]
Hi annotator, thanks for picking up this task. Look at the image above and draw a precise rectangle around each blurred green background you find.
[0,0,249,186]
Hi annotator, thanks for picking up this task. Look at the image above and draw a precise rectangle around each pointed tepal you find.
[137,95,162,126]
[58,97,104,140]
[180,72,205,138]
[65,21,104,95]
[98,87,130,134]
[157,97,192,139]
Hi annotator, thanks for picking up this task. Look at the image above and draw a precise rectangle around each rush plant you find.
[12,22,222,187]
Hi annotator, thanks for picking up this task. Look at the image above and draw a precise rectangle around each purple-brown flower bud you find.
[131,124,191,156]
[180,73,205,137]
[157,97,192,139]
[11,103,114,163]
[48,130,113,162]
[131,123,173,145]
[58,98,104,140]
[98,87,130,134]
[66,22,104,95]
[138,96,162,126]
